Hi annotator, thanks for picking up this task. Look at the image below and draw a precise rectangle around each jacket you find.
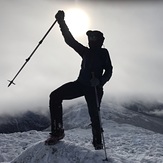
[58,20,113,86]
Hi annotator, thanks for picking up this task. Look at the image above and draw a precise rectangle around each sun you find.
[65,8,90,37]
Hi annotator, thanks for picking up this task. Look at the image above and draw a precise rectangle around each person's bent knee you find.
[50,90,58,99]
[49,90,62,106]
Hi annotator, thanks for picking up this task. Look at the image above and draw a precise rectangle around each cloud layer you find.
[1,0,163,114]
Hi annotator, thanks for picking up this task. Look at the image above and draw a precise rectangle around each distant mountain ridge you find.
[0,111,50,133]
[0,100,163,134]
[62,101,163,134]
[123,100,163,118]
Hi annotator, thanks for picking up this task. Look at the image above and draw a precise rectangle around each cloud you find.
[0,0,163,115]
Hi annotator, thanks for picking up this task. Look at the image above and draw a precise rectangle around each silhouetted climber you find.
[45,10,113,150]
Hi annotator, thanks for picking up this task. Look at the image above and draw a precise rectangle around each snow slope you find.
[0,103,163,163]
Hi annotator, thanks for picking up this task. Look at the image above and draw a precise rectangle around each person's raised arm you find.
[55,10,86,55]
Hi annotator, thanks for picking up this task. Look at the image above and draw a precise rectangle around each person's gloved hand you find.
[55,10,65,22]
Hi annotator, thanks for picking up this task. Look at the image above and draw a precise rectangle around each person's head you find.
[86,30,105,49]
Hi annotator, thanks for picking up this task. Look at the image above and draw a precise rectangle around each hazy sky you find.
[1,0,163,114]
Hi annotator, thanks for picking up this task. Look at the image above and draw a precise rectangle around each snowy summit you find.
[0,102,163,163]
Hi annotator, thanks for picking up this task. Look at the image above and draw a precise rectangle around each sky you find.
[1,0,163,114]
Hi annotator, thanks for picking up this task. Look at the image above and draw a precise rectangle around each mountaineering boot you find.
[45,128,65,145]
[92,126,103,150]
[92,137,103,150]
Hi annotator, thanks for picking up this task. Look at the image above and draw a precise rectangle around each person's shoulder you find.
[101,48,109,55]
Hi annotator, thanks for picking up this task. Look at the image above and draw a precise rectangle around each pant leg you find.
[49,81,84,133]
[84,86,103,144]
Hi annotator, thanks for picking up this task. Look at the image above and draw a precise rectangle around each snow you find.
[0,103,163,163]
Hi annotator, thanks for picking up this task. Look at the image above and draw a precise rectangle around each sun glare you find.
[65,8,90,37]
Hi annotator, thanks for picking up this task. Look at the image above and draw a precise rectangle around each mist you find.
[1,0,163,115]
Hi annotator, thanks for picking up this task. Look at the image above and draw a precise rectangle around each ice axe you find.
[8,19,57,87]
[91,72,108,161]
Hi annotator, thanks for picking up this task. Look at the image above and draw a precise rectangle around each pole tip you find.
[7,80,15,87]
[103,158,108,162]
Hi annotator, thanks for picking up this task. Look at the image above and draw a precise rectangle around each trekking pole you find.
[91,72,108,161]
[8,20,57,87]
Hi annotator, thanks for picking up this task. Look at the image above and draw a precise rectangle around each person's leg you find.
[84,86,103,148]
[49,81,84,134]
